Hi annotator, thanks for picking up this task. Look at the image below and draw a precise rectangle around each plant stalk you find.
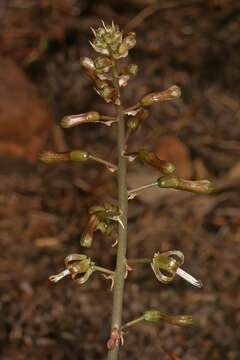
[128,182,158,197]
[108,59,128,360]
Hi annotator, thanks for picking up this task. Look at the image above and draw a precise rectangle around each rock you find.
[156,135,193,179]
[0,56,54,162]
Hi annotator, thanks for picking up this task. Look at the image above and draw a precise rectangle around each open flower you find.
[81,202,122,248]
[151,251,202,288]
[49,254,95,285]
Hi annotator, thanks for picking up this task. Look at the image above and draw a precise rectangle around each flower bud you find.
[121,64,138,76]
[151,251,184,283]
[140,85,181,107]
[61,111,100,128]
[90,21,123,57]
[80,56,98,81]
[157,175,179,189]
[38,150,70,163]
[143,310,193,327]
[157,176,213,194]
[94,57,112,74]
[126,109,149,133]
[118,32,136,57]
[138,149,176,174]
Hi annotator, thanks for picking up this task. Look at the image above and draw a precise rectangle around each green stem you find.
[108,58,128,360]
[94,266,114,275]
[128,182,158,197]
[121,315,144,330]
[127,258,152,264]
[89,154,118,172]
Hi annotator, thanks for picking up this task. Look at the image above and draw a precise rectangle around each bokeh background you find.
[1,0,240,359]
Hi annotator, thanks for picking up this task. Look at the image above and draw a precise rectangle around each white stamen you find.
[49,269,70,283]
[176,268,202,288]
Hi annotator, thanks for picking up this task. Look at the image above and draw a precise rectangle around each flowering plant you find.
[39,21,213,359]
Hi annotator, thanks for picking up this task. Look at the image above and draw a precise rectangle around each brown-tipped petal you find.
[38,150,70,163]
[177,178,213,194]
[161,314,193,327]
[138,149,176,174]
[143,310,193,327]
[61,111,100,128]
[140,85,181,107]
[157,176,213,194]
[80,214,100,248]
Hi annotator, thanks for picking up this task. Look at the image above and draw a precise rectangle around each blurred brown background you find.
[0,0,240,359]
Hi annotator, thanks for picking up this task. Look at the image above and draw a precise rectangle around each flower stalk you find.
[107,57,128,360]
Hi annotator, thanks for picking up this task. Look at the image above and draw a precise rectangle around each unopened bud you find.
[90,21,123,57]
[118,32,136,57]
[157,175,179,189]
[94,57,112,74]
[80,56,98,81]
[121,64,138,76]
[143,310,193,327]
[61,111,100,128]
[157,176,213,194]
[126,109,149,133]
[38,150,70,163]
[140,85,181,107]
[138,149,176,174]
